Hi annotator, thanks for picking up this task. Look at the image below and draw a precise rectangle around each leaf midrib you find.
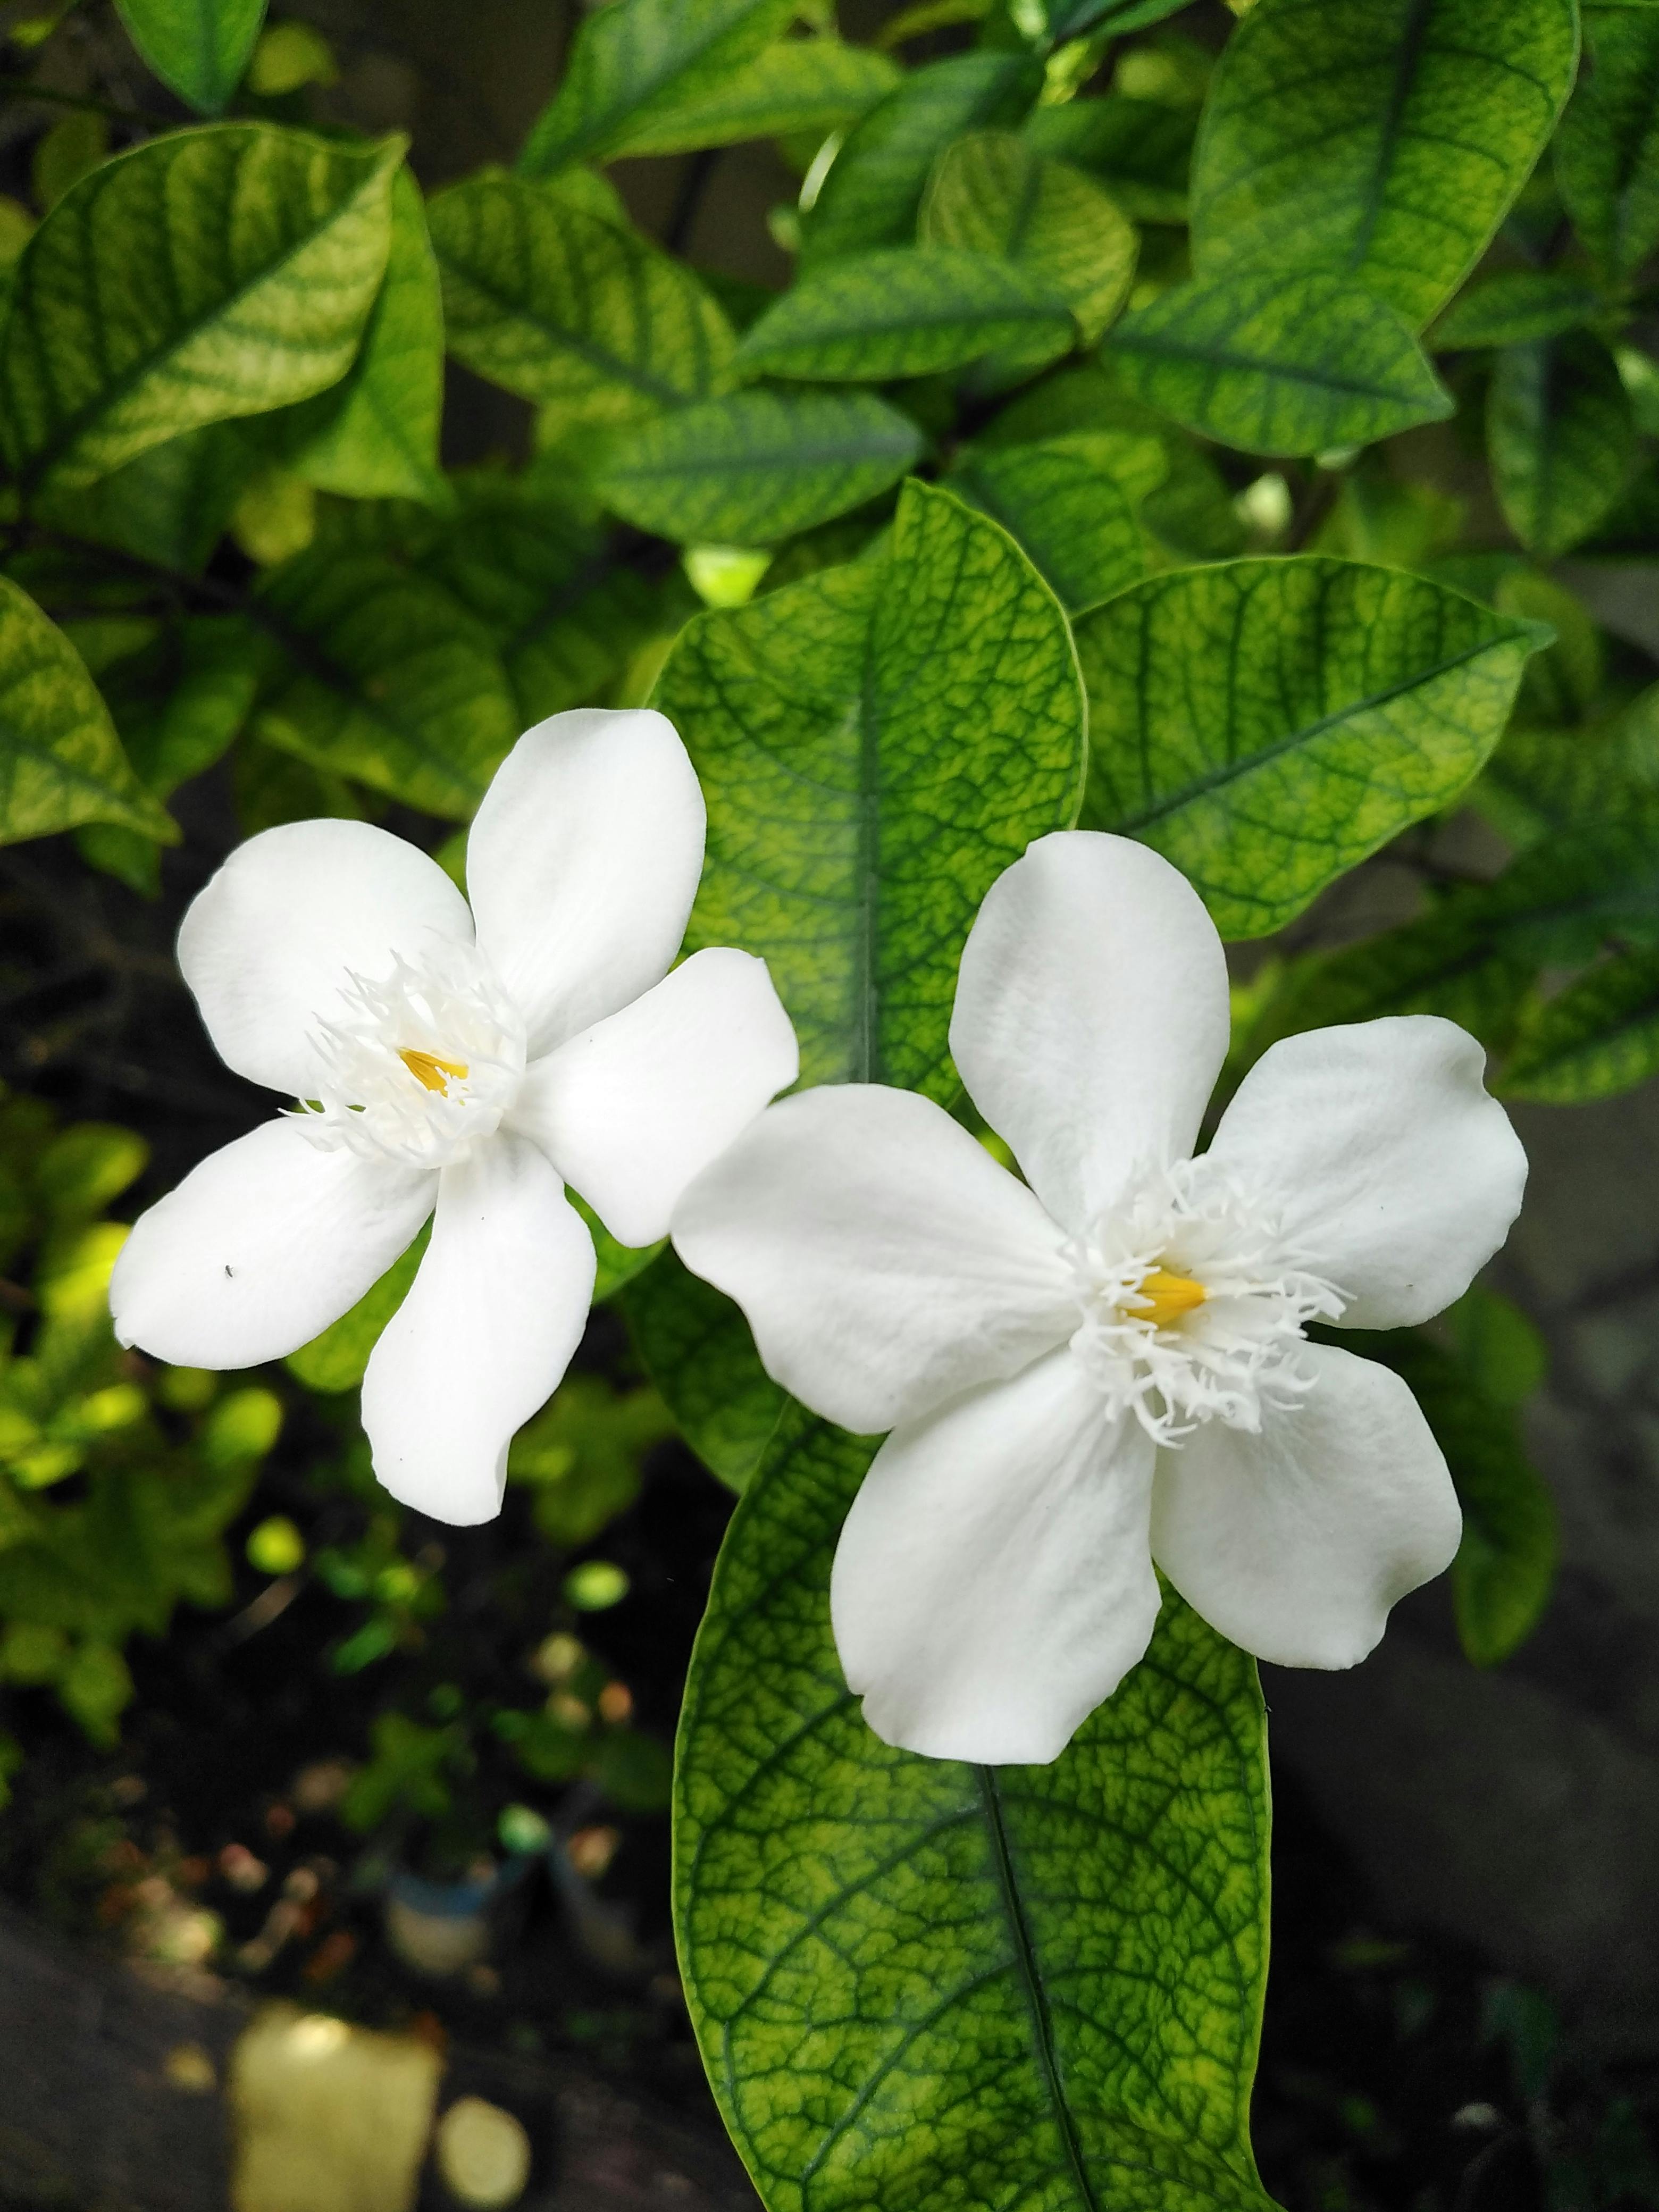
[442,247,692,407]
[1111,316,1434,406]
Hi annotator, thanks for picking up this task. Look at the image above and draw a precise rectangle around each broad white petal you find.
[178,819,475,1096]
[1208,1016,1528,1328]
[510,948,797,1249]
[832,1349,1161,1764]
[110,1119,435,1369]
[950,832,1231,1234]
[466,708,705,1059]
[1150,1343,1462,1669]
[671,1084,1075,1435]
[362,1133,596,1526]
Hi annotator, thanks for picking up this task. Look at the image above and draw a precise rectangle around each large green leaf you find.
[1076,558,1545,939]
[951,434,1155,613]
[428,172,734,431]
[1501,948,1659,1102]
[592,388,923,546]
[253,551,518,819]
[800,51,1042,266]
[0,127,401,496]
[0,577,177,848]
[622,1251,783,1493]
[675,1408,1275,2212]
[584,36,902,160]
[656,480,1086,1098]
[1557,9,1659,280]
[1487,333,1637,558]
[113,0,266,116]
[517,0,794,175]
[1107,272,1451,457]
[1191,0,1579,330]
[734,247,1075,384]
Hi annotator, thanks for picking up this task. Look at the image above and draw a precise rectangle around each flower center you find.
[1063,1159,1344,1447]
[293,943,525,1170]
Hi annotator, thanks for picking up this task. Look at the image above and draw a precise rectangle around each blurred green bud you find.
[564,1561,630,1613]
[246,1516,305,1576]
[200,1388,283,1469]
[33,1124,148,1219]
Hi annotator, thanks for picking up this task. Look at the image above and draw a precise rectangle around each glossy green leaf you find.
[675,1407,1275,2212]
[1107,272,1451,457]
[919,130,1137,348]
[113,0,266,115]
[592,388,923,546]
[0,127,401,496]
[253,551,518,819]
[657,480,1086,1097]
[1191,0,1579,329]
[517,0,795,176]
[589,36,901,159]
[1487,334,1637,557]
[429,172,734,431]
[1501,948,1659,1102]
[622,1251,783,1493]
[1077,557,1543,938]
[0,576,177,848]
[1557,10,1659,280]
[1024,95,1195,225]
[1433,270,1608,350]
[951,434,1155,612]
[285,1229,427,1394]
[800,50,1042,266]
[734,247,1075,384]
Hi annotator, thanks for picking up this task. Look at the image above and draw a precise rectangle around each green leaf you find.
[1478,700,1659,848]
[1556,10,1659,280]
[1433,270,1608,350]
[113,0,265,115]
[0,577,177,848]
[733,246,1075,384]
[656,479,1085,1097]
[517,0,795,176]
[1501,948,1659,1102]
[951,434,1154,612]
[584,36,902,159]
[919,130,1137,349]
[674,1407,1275,2212]
[1487,333,1637,558]
[800,50,1043,266]
[1191,0,1580,329]
[1077,557,1543,939]
[0,126,403,496]
[592,388,924,546]
[1107,272,1451,456]
[622,1250,783,1493]
[1024,94,1195,225]
[253,550,518,819]
[32,421,257,573]
[1045,0,1199,33]
[429,172,734,431]
[287,1227,428,1394]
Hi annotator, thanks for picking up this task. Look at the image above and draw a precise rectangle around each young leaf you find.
[1191,0,1580,330]
[1077,558,1546,939]
[950,434,1152,613]
[591,388,924,546]
[428,172,734,430]
[1556,10,1659,282]
[517,0,795,177]
[0,577,178,848]
[582,37,902,160]
[1432,270,1607,351]
[621,1251,783,1493]
[1501,949,1659,1103]
[656,480,1086,1099]
[733,246,1075,384]
[0,127,402,496]
[1487,333,1638,558]
[1107,272,1452,456]
[113,0,266,117]
[675,1407,1276,2212]
[800,50,1043,266]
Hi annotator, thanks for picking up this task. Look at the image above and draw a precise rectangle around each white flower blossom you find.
[111,708,798,1524]
[672,831,1528,1766]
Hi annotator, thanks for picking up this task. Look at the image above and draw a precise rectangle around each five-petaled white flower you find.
[111,708,798,1524]
[673,831,1528,1765]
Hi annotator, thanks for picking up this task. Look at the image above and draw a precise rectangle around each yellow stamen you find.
[1133,1267,1208,1329]
[398,1048,469,1094]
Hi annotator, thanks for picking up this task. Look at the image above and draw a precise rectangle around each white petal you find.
[362,1133,596,1526]
[950,832,1231,1234]
[671,1084,1075,1434]
[1150,1343,1462,1669]
[178,819,475,1096]
[466,708,705,1059]
[832,1349,1161,1764]
[110,1120,435,1369]
[509,948,798,1249]
[1208,1016,1528,1328]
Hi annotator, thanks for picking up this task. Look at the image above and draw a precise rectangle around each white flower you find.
[672,831,1527,1766]
[111,708,798,1524]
